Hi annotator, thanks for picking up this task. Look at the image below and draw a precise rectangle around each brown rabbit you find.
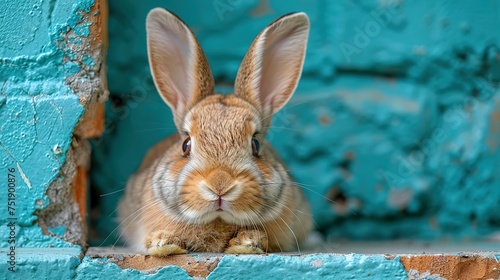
[118,8,312,256]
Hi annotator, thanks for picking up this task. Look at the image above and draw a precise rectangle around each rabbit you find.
[118,7,312,256]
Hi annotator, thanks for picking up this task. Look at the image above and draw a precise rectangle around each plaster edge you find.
[34,0,107,250]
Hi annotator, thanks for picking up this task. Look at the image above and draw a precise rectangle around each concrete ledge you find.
[2,243,498,279]
[84,242,500,280]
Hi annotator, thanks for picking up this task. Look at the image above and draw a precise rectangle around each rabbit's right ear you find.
[234,13,309,121]
[147,8,215,127]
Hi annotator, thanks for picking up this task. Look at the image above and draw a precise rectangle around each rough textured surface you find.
[401,255,500,280]
[0,0,107,250]
[86,249,221,279]
[78,245,500,280]
[92,0,500,245]
[83,250,408,279]
[207,254,407,279]
[0,243,498,278]
[36,145,89,248]
[76,256,193,280]
[0,248,81,278]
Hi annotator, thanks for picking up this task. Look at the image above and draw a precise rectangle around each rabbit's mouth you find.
[180,205,260,226]
[213,195,229,212]
[187,208,238,224]
[216,200,224,211]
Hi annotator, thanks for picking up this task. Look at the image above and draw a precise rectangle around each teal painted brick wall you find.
[0,0,107,253]
[0,0,498,278]
[91,0,500,244]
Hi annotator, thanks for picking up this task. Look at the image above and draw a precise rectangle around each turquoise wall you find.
[92,0,500,244]
[0,0,499,278]
[0,0,98,249]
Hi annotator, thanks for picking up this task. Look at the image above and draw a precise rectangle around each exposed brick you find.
[401,255,500,280]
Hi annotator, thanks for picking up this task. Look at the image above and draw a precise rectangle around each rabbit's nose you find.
[205,169,235,196]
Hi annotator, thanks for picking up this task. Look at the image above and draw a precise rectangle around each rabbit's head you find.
[147,8,309,226]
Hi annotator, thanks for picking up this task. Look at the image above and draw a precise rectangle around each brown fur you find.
[119,95,311,253]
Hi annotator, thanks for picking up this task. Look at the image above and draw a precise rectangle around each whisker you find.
[133,127,173,133]
[259,99,314,124]
[260,181,358,216]
[113,203,163,248]
[100,188,125,197]
[262,126,304,132]
[258,198,313,243]
[102,198,161,247]
[273,208,300,253]
[251,210,277,253]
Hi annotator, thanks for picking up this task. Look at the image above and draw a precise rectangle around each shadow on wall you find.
[90,0,500,246]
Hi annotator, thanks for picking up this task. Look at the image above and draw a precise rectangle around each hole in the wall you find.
[437,104,447,114]
[469,213,477,228]
[399,208,409,215]
[327,188,347,205]
[326,188,349,215]
[456,52,468,62]
[472,87,481,98]
[339,151,354,168]
[110,94,128,108]
[338,151,354,179]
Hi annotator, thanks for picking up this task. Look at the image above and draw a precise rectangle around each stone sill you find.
[85,241,500,279]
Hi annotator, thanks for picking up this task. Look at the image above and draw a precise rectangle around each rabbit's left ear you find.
[234,13,310,117]
[147,8,215,127]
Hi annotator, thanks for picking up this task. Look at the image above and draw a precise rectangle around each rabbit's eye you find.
[182,137,191,156]
[251,137,260,157]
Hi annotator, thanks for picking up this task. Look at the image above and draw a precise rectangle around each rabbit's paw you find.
[225,229,268,254]
[145,230,188,257]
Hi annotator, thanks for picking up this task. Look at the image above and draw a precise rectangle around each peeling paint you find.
[77,253,408,279]
[0,95,82,230]
[16,162,32,189]
[205,254,407,279]
[48,225,66,237]
[0,0,101,249]
[76,257,193,280]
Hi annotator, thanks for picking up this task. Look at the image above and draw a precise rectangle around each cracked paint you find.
[0,95,82,230]
[75,257,192,280]
[0,0,96,249]
[75,254,407,280]
[17,162,32,189]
